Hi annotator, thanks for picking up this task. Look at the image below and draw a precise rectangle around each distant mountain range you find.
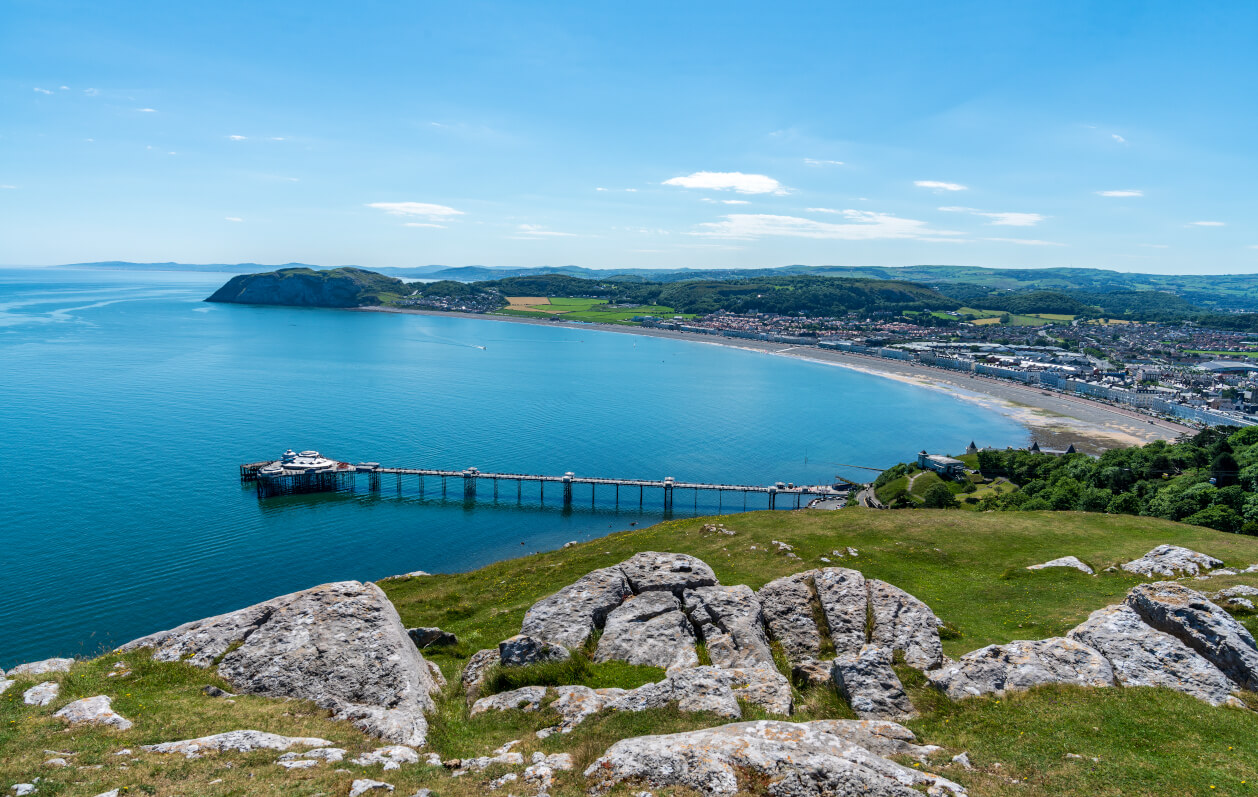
[61,260,1258,311]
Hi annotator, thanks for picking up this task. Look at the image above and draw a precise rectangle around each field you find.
[934,308,1078,327]
[6,510,1258,796]
[1188,350,1258,359]
[498,296,692,324]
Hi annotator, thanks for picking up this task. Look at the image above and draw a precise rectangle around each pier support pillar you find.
[369,472,380,492]
[562,472,574,506]
[663,477,675,512]
[463,469,478,501]
[768,487,777,510]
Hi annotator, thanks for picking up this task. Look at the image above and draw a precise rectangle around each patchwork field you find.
[498,296,690,324]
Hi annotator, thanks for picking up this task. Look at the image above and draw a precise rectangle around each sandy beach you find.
[361,306,1195,454]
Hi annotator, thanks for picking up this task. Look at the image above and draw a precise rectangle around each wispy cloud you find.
[804,158,844,167]
[137,108,158,113]
[721,199,749,205]
[1112,134,1127,144]
[939,206,1046,227]
[984,237,1065,246]
[0,184,17,189]
[805,208,842,214]
[1140,244,1169,249]
[404,222,446,229]
[514,223,576,237]
[228,135,247,141]
[367,201,464,220]
[664,171,787,195]
[692,211,960,241]
[59,86,69,91]
[915,180,967,192]
[83,88,99,96]
[1097,189,1143,197]
[224,217,243,222]
[1190,221,1226,227]
[33,87,52,94]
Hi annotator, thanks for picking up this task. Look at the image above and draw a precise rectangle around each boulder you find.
[1126,581,1258,691]
[594,592,698,671]
[407,627,457,649]
[498,634,571,667]
[0,679,13,695]
[833,647,917,720]
[119,581,440,746]
[867,579,944,670]
[757,571,823,660]
[519,566,632,649]
[550,685,627,731]
[461,648,498,704]
[683,585,775,669]
[607,665,792,717]
[583,719,966,796]
[927,638,1114,700]
[348,780,394,796]
[1121,545,1223,578]
[1068,603,1241,707]
[23,682,59,706]
[617,552,718,597]
[8,658,74,677]
[350,746,421,770]
[1027,556,1094,575]
[814,567,868,658]
[54,696,133,730]
[1215,585,1258,600]
[469,686,548,717]
[791,657,834,686]
[143,730,334,758]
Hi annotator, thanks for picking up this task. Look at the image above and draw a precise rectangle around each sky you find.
[2,1,1258,272]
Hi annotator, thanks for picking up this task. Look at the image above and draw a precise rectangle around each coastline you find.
[359,306,1195,454]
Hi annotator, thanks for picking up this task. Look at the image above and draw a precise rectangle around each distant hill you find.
[205,267,413,308]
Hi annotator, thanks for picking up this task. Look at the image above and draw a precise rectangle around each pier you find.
[241,449,848,510]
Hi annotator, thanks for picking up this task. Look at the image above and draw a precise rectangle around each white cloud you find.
[940,206,1046,226]
[721,199,749,205]
[59,86,69,91]
[595,187,608,191]
[804,158,844,167]
[805,207,842,214]
[664,171,786,195]
[515,223,576,237]
[367,202,464,220]
[404,222,446,229]
[1190,221,1226,227]
[692,211,960,241]
[1097,189,1143,197]
[625,188,637,192]
[33,87,52,94]
[224,217,243,222]
[1140,244,1169,249]
[984,237,1065,246]
[270,137,286,141]
[83,88,99,96]
[0,184,17,189]
[1112,134,1127,144]
[915,180,967,192]
[229,135,247,141]
[137,108,157,113]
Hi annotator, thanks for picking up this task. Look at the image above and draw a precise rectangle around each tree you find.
[1213,452,1240,487]
[1183,505,1243,534]
[1107,492,1141,515]
[921,482,958,509]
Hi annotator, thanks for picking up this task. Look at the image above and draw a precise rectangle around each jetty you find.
[241,449,848,510]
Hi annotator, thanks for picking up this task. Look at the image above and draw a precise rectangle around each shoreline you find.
[359,306,1195,454]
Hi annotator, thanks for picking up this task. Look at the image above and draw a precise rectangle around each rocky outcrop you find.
[519,566,632,649]
[8,658,74,676]
[1126,581,1258,691]
[594,592,698,671]
[757,572,823,660]
[804,719,942,760]
[54,696,133,730]
[206,267,411,308]
[23,682,59,706]
[144,730,334,758]
[683,585,775,669]
[498,634,570,667]
[461,649,498,704]
[1027,556,1094,575]
[119,580,440,746]
[469,686,549,717]
[407,627,457,649]
[1068,603,1241,707]
[1121,545,1223,578]
[617,552,718,596]
[833,647,917,720]
[928,638,1114,700]
[584,720,966,796]
[867,579,944,670]
[814,567,868,659]
[350,746,421,770]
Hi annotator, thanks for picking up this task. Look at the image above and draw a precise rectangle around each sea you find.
[0,267,1027,668]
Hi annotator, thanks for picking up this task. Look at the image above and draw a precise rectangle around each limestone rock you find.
[757,571,822,660]
[407,627,457,649]
[23,682,60,707]
[519,566,632,649]
[803,719,943,760]
[833,647,917,720]
[120,581,440,746]
[683,585,775,669]
[550,685,627,731]
[595,592,697,671]
[1068,603,1240,707]
[1027,556,1094,575]
[54,696,132,731]
[584,719,965,796]
[928,638,1114,700]
[8,658,74,677]
[348,779,394,797]
[461,648,498,704]
[0,679,12,695]
[1126,581,1258,690]
[617,552,718,597]
[350,746,421,770]
[1121,545,1223,578]
[424,660,446,690]
[867,579,944,670]
[11,785,37,796]
[144,730,333,758]
[279,747,346,763]
[607,665,791,717]
[498,634,571,667]
[1215,585,1258,600]
[277,759,318,769]
[469,685,548,717]
[791,657,834,686]
[814,567,867,659]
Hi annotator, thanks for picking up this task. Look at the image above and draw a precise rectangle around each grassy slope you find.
[6,509,1258,796]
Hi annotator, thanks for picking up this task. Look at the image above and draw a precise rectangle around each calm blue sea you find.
[0,268,1027,667]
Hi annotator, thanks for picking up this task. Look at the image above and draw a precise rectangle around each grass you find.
[495,296,693,325]
[7,509,1258,795]
[1188,350,1258,359]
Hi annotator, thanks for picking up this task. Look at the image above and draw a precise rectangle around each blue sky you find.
[3,1,1257,272]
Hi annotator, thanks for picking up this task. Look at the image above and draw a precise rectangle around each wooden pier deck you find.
[243,458,846,510]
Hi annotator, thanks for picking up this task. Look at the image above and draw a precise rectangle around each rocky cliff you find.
[205,267,411,308]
